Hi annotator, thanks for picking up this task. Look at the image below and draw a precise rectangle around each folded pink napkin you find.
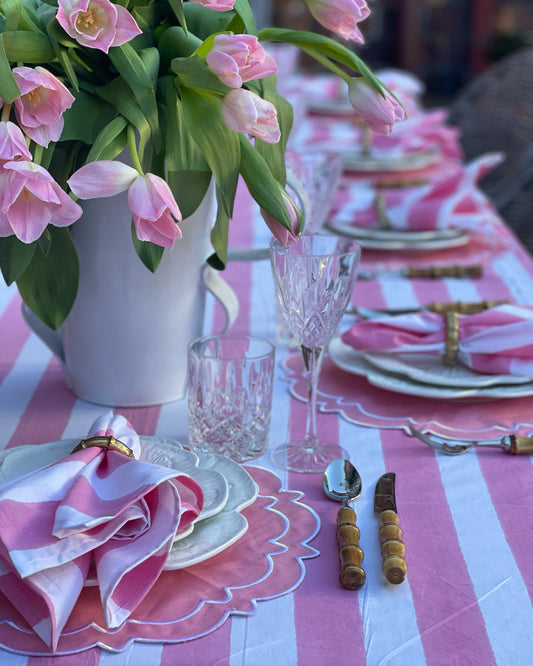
[341,304,533,378]
[332,153,503,232]
[0,413,203,650]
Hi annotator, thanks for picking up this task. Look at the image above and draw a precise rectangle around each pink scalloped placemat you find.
[283,353,533,440]
[0,467,319,656]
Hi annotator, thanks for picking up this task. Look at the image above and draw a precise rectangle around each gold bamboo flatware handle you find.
[374,473,406,585]
[377,509,407,585]
[323,459,366,590]
[509,436,533,454]
[427,299,508,314]
[336,505,366,590]
[406,265,483,279]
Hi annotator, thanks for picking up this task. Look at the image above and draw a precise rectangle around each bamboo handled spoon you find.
[323,459,366,590]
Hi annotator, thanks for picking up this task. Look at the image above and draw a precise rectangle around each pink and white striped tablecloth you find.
[2,79,533,665]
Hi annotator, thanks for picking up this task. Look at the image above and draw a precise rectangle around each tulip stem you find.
[33,143,43,165]
[299,49,351,84]
[127,125,144,174]
[1,104,12,122]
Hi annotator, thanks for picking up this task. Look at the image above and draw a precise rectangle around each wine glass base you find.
[271,442,349,473]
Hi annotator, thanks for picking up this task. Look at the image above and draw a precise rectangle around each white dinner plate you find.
[342,149,439,173]
[328,336,533,400]
[307,98,354,116]
[0,437,258,572]
[325,220,471,251]
[361,352,532,388]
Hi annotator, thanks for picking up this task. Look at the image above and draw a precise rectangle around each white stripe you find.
[230,595,297,666]
[381,277,419,309]
[0,335,51,449]
[339,421,427,665]
[438,453,533,664]
[444,274,480,303]
[100,641,164,664]
[492,251,533,305]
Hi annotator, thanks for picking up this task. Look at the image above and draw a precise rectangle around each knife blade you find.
[346,299,508,318]
[374,473,407,585]
[358,264,483,280]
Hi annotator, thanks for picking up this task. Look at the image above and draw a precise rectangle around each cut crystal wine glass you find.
[269,234,361,472]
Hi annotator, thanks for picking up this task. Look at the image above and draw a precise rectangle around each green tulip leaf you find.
[131,223,165,273]
[0,237,36,285]
[208,187,230,269]
[16,227,79,330]
[180,86,239,219]
[258,28,383,93]
[239,135,291,230]
[0,36,21,102]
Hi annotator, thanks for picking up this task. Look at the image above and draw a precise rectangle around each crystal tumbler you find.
[187,335,275,462]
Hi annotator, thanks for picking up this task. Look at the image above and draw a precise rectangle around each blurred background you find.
[252,0,533,104]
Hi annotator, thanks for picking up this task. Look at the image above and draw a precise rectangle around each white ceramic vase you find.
[22,183,238,406]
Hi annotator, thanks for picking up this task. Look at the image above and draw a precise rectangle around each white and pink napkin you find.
[341,304,533,378]
[331,152,504,232]
[0,413,204,650]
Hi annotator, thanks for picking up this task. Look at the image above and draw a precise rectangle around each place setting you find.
[0,401,321,655]
[325,152,504,251]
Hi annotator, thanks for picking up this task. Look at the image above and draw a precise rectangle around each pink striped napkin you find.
[332,153,503,231]
[341,304,533,378]
[0,413,203,650]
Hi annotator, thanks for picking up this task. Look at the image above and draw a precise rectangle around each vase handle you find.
[21,303,65,362]
[202,265,239,334]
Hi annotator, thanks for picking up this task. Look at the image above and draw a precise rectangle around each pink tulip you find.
[189,0,235,10]
[348,78,406,135]
[304,0,370,43]
[12,66,75,147]
[206,34,277,88]
[56,0,141,53]
[375,68,425,116]
[0,161,82,243]
[0,122,32,164]
[68,161,182,249]
[128,174,182,247]
[221,89,280,143]
[261,189,300,245]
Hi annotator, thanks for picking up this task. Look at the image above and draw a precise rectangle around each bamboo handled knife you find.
[374,473,407,585]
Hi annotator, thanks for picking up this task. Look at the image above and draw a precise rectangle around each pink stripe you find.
[355,274,387,309]
[412,276,449,305]
[161,622,231,665]
[114,407,161,437]
[0,293,30,384]
[7,358,76,448]
[478,454,533,603]
[28,652,100,665]
[382,429,496,665]
[289,397,367,664]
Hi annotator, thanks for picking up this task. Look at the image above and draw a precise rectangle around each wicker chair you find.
[448,48,533,253]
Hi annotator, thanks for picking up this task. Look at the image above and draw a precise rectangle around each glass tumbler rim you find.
[269,234,361,259]
[188,334,275,362]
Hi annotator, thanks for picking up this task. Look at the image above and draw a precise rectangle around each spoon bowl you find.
[323,459,366,589]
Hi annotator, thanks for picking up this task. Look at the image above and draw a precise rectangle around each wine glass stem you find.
[301,345,324,449]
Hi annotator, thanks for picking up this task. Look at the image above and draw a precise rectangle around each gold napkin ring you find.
[443,311,459,366]
[71,436,135,459]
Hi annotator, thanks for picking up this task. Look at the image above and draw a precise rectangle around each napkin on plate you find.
[341,304,533,378]
[331,152,504,232]
[0,412,203,650]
